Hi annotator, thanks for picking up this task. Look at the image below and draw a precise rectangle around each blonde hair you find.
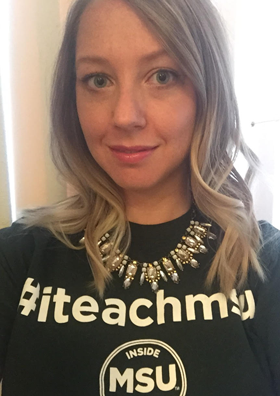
[21,0,265,296]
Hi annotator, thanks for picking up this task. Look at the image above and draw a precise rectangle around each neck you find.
[124,183,192,225]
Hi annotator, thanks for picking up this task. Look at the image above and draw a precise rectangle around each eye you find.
[82,74,110,89]
[150,69,179,86]
[80,69,180,91]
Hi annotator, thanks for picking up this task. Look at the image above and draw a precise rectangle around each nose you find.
[112,88,147,132]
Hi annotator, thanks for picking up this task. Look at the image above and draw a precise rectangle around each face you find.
[75,0,197,196]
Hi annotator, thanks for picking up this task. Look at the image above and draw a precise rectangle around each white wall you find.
[213,0,280,226]
[7,0,72,217]
[234,0,280,225]
[0,88,11,228]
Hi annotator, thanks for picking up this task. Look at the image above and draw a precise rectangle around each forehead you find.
[76,0,167,63]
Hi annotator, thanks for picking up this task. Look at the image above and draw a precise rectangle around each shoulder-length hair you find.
[22,0,264,296]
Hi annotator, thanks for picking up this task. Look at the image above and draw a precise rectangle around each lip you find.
[109,145,158,164]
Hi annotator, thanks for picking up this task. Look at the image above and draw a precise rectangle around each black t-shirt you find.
[0,211,280,396]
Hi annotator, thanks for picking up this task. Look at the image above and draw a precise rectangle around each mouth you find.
[110,145,157,153]
[109,145,158,164]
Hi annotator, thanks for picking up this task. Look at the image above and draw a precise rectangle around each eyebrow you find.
[76,49,170,68]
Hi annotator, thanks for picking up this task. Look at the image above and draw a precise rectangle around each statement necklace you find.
[81,215,217,293]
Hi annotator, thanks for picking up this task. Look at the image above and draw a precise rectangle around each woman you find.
[0,0,279,395]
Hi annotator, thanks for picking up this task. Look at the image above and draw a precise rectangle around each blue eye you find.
[88,75,109,89]
[154,70,177,85]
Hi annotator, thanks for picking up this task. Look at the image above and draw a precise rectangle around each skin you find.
[75,0,197,224]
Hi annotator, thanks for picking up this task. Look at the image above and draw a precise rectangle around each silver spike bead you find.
[118,265,125,277]
[171,272,180,284]
[176,259,184,271]
[160,271,168,282]
[199,245,208,254]
[140,272,145,285]
[151,282,159,293]
[190,259,199,268]
[123,278,132,289]
[208,232,217,240]
[187,248,199,254]
[194,235,203,244]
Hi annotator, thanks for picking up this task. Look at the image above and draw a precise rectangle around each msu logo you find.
[99,339,187,395]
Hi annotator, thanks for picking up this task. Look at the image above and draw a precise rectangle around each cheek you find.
[76,98,108,143]
[159,101,196,144]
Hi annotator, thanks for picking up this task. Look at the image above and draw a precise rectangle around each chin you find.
[110,174,146,188]
[112,177,165,194]
[117,182,153,192]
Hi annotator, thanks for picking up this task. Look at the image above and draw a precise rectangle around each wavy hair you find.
[21,0,265,296]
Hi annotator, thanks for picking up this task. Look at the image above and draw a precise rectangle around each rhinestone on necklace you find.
[80,218,216,293]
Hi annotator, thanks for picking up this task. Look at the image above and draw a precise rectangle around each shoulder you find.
[247,221,280,306]
[0,221,52,254]
[258,220,280,275]
[249,222,280,392]
[0,222,61,275]
[243,221,280,300]
[0,223,57,312]
[0,221,83,266]
[259,220,280,244]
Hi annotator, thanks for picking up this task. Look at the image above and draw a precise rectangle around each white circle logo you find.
[99,339,187,395]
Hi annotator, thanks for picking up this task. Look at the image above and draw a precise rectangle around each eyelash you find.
[80,69,181,91]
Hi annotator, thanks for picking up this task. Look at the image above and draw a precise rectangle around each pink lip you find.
[109,145,158,164]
